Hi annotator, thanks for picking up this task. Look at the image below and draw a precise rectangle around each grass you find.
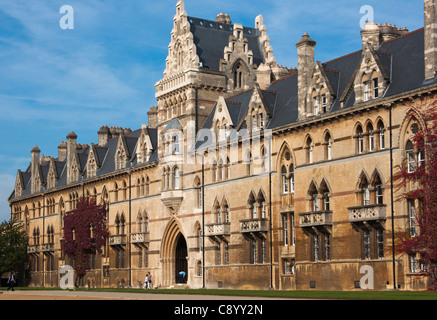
[9,286,437,300]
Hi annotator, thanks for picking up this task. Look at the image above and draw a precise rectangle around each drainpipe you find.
[389,103,396,290]
[269,137,273,289]
[202,155,205,289]
[129,172,132,287]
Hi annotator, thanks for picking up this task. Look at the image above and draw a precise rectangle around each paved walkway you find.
[0,289,293,300]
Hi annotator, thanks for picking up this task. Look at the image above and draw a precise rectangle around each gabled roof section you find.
[188,16,265,71]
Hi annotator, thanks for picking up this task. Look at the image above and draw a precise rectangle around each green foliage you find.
[0,219,28,279]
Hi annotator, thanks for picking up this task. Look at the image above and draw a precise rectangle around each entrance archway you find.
[161,218,188,286]
[175,234,188,283]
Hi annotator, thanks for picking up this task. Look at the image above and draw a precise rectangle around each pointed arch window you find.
[356,125,364,154]
[377,120,385,149]
[233,62,244,89]
[306,137,314,164]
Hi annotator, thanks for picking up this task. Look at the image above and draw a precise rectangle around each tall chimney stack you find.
[296,33,316,120]
[425,0,437,79]
[30,145,41,194]
[66,131,77,184]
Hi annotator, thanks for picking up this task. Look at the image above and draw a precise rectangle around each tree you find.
[0,219,28,285]
[394,96,437,290]
[63,197,109,286]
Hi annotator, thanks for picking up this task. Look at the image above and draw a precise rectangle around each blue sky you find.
[0,0,424,222]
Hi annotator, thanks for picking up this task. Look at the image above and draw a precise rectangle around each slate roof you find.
[195,27,437,148]
[188,16,265,70]
[10,128,158,200]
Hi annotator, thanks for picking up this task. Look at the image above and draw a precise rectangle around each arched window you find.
[282,166,288,193]
[356,125,364,154]
[280,149,294,194]
[213,199,220,223]
[358,174,370,206]
[233,62,244,89]
[377,120,385,149]
[371,172,384,205]
[367,123,374,152]
[320,180,331,211]
[308,182,319,212]
[173,167,180,189]
[306,137,313,164]
[406,140,415,173]
[324,132,332,160]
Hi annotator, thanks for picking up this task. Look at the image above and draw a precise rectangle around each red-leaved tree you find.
[394,96,437,290]
[63,197,109,286]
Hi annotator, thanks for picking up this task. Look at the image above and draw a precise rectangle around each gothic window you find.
[371,171,384,205]
[324,132,332,160]
[377,120,385,149]
[305,137,313,164]
[367,123,375,151]
[319,180,331,211]
[406,140,416,173]
[280,149,294,194]
[408,199,416,236]
[308,181,319,212]
[173,166,180,189]
[356,125,364,154]
[233,62,244,89]
[115,149,127,170]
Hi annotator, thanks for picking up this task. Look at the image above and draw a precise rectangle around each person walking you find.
[144,273,149,289]
[147,272,152,289]
[7,272,16,292]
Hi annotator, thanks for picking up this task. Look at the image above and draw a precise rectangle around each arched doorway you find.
[175,234,188,283]
[161,218,189,286]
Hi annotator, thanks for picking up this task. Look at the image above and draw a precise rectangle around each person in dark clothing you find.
[7,272,16,291]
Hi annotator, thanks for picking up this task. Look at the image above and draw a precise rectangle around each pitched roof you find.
[188,16,265,70]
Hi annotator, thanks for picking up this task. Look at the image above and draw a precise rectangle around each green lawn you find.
[11,287,437,300]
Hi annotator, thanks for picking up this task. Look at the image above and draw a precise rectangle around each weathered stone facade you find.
[9,0,437,291]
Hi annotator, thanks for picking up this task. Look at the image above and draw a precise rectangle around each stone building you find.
[8,0,437,290]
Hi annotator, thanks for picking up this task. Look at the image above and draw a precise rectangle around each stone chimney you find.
[147,106,159,128]
[361,21,381,49]
[98,125,110,146]
[66,131,77,184]
[30,145,40,194]
[425,0,437,79]
[58,141,67,160]
[296,33,316,120]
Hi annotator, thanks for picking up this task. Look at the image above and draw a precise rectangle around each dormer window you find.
[362,71,380,102]
[321,93,327,113]
[311,87,329,115]
[373,77,379,98]
[313,96,319,115]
